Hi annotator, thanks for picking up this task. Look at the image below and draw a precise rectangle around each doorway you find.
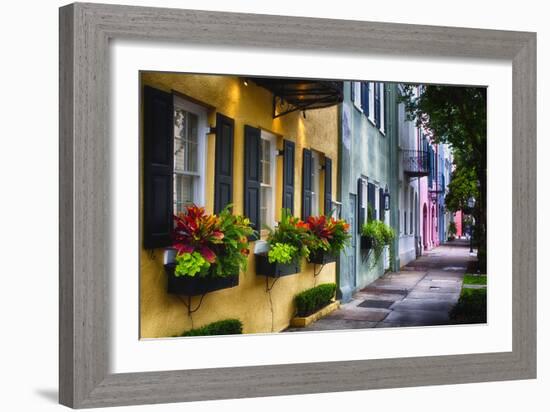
[422,203,428,250]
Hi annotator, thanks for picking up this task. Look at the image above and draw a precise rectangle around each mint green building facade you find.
[338,81,399,302]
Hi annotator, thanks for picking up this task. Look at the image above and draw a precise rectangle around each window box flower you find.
[166,205,254,296]
[304,215,350,264]
[255,209,310,277]
[360,220,395,264]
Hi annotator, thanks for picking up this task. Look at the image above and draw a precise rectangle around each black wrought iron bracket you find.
[178,293,208,316]
[313,263,325,277]
[265,275,281,293]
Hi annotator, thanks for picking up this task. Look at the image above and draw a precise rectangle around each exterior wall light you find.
[384,186,391,211]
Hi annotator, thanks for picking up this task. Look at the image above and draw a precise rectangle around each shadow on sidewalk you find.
[286,242,477,332]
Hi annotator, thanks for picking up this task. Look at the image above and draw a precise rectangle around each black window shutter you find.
[283,139,295,213]
[379,187,385,221]
[143,86,174,249]
[302,148,313,219]
[243,125,261,238]
[368,182,376,221]
[324,157,332,215]
[214,113,234,213]
[357,178,365,233]
[361,82,369,115]
[374,83,381,128]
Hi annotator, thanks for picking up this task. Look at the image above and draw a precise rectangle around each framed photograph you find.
[59,2,536,408]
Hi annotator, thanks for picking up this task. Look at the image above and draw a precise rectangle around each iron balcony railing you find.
[402,150,429,177]
[428,174,445,201]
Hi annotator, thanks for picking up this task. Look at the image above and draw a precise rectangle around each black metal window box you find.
[255,253,301,277]
[308,249,337,265]
[164,263,239,296]
[360,236,374,251]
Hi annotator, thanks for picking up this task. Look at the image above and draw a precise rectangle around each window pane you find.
[260,134,276,230]
[174,108,199,173]
[187,112,198,143]
[187,112,198,172]
[175,174,194,213]
[188,141,198,172]
[261,186,272,227]
[260,139,271,185]
[264,139,271,160]
[263,161,271,185]
[311,152,320,216]
[174,109,187,172]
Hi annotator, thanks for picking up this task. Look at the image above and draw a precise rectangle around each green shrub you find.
[449,288,487,324]
[294,283,337,317]
[181,319,243,336]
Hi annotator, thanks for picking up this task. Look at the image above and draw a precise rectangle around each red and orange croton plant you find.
[171,205,254,278]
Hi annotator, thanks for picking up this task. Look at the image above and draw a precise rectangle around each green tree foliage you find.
[400,85,486,271]
[445,167,479,212]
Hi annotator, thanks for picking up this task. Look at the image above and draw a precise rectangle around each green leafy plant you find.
[181,319,243,336]
[268,242,299,264]
[367,204,375,222]
[380,222,395,245]
[294,283,337,317]
[209,207,254,277]
[172,205,254,278]
[174,251,211,277]
[361,220,395,266]
[265,209,312,262]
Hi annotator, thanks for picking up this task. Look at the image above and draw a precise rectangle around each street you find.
[287,239,476,331]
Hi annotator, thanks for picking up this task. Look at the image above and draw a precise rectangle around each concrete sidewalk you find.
[286,240,475,332]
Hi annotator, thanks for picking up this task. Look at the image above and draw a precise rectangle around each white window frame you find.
[310,151,321,216]
[380,82,386,134]
[173,95,207,210]
[374,182,380,221]
[360,177,369,222]
[260,130,277,233]
[410,189,414,235]
[352,81,362,111]
[399,183,408,236]
[368,81,375,124]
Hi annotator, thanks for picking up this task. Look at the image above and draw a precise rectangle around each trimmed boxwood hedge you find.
[181,319,243,336]
[294,283,337,317]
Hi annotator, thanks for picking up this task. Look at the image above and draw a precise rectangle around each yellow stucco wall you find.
[140,72,339,338]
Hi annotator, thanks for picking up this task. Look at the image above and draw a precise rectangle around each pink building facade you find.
[418,134,440,251]
[454,210,463,238]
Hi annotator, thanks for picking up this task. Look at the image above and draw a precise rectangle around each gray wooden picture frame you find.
[59,2,536,408]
